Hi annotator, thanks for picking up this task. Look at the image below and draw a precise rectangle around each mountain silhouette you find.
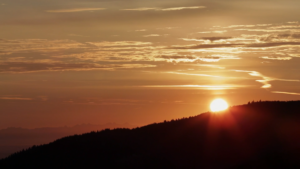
[1,101,300,169]
[0,123,136,159]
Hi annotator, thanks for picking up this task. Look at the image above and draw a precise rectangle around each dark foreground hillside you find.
[1,101,300,169]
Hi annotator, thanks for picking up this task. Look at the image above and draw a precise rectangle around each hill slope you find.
[0,123,136,159]
[1,101,300,169]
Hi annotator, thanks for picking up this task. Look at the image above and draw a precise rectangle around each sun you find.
[210,99,229,112]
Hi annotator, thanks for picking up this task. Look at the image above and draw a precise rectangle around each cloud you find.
[46,8,105,13]
[197,30,228,34]
[233,23,300,33]
[226,25,256,28]
[198,57,220,62]
[272,91,300,95]
[135,29,147,32]
[287,21,298,24]
[156,54,237,63]
[160,6,206,11]
[0,39,158,61]
[170,42,300,49]
[175,23,300,64]
[156,27,180,30]
[170,44,239,50]
[198,37,233,42]
[235,70,299,89]
[260,56,292,60]
[213,30,228,34]
[0,39,169,64]
[180,37,232,42]
[143,34,160,37]
[0,97,32,101]
[190,64,225,69]
[289,54,300,57]
[123,6,206,11]
[235,29,288,32]
[68,34,89,37]
[269,25,300,30]
[165,71,223,78]
[159,55,196,60]
[141,84,244,90]
[64,98,151,106]
[0,39,86,54]
[258,33,300,42]
[0,62,156,73]
[234,70,273,88]
[197,31,212,34]
[122,8,156,11]
[256,24,273,27]
[86,41,153,47]
[2,21,300,73]
[159,55,193,59]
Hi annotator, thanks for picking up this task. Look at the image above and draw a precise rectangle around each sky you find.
[1,0,300,129]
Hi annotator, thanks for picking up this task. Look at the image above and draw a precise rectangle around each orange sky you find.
[0,0,300,129]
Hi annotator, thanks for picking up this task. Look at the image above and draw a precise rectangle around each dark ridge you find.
[1,101,300,169]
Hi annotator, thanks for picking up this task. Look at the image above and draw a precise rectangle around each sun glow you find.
[210,99,229,112]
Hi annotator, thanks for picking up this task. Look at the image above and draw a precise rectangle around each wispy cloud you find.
[123,6,206,11]
[235,70,299,89]
[141,84,244,90]
[287,21,298,24]
[86,41,153,47]
[272,91,300,96]
[160,6,206,11]
[0,39,167,66]
[260,56,292,60]
[156,27,180,30]
[198,37,233,42]
[198,30,227,34]
[2,21,300,74]
[65,98,150,106]
[226,25,256,28]
[46,8,105,13]
[191,64,225,69]
[122,8,156,11]
[234,70,273,88]
[165,72,224,78]
[258,33,300,42]
[68,34,89,37]
[180,37,233,43]
[143,34,161,37]
[170,42,300,50]
[135,29,147,32]
[0,97,33,101]
[0,62,156,73]
[175,23,300,65]
[157,54,236,63]
[0,39,87,53]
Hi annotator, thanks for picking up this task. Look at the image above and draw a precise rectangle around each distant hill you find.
[0,123,136,159]
[1,101,300,169]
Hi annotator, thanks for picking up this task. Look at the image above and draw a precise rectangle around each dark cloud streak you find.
[198,37,233,42]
